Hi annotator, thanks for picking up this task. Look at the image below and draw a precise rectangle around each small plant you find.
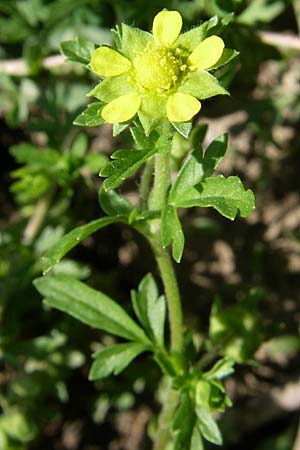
[34,9,256,449]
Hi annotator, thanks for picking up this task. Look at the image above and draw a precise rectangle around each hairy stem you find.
[149,152,170,211]
[151,239,183,355]
[140,157,154,209]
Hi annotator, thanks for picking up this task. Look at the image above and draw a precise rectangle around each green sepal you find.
[112,25,122,51]
[161,205,185,263]
[34,275,150,344]
[175,16,219,53]
[101,147,157,191]
[137,95,168,136]
[60,38,95,65]
[41,216,121,274]
[88,75,134,103]
[178,71,229,100]
[73,102,105,127]
[120,23,154,60]
[89,342,148,380]
[113,123,129,136]
[211,48,239,69]
[171,121,192,138]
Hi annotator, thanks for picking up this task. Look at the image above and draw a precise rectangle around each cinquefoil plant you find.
[35,9,256,450]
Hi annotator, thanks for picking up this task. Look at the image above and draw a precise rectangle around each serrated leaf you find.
[169,134,228,205]
[131,273,166,346]
[73,102,104,127]
[101,148,157,191]
[196,407,223,445]
[10,143,60,166]
[42,216,120,274]
[89,342,148,380]
[60,38,95,65]
[161,206,185,263]
[173,175,255,220]
[34,275,150,343]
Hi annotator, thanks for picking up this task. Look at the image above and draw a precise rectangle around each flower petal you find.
[187,36,225,70]
[152,10,182,46]
[101,93,141,123]
[91,47,132,77]
[167,93,201,122]
[88,74,135,102]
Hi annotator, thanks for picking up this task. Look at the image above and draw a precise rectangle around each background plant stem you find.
[153,379,180,450]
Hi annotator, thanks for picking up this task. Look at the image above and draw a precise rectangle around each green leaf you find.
[98,187,134,217]
[101,148,157,191]
[169,134,228,205]
[190,426,204,450]
[173,395,196,450]
[204,357,235,380]
[161,206,185,263]
[60,38,95,65]
[179,71,229,100]
[73,102,104,127]
[131,274,166,346]
[34,275,150,343]
[173,175,255,220]
[173,393,193,431]
[238,0,285,25]
[195,407,223,445]
[10,143,60,167]
[89,342,147,380]
[42,216,120,274]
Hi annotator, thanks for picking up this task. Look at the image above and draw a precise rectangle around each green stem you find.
[22,189,53,245]
[149,152,170,211]
[140,157,154,210]
[151,239,183,355]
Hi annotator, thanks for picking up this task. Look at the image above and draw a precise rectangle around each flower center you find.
[132,45,185,94]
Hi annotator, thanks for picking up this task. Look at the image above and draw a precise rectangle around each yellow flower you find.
[89,10,232,134]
